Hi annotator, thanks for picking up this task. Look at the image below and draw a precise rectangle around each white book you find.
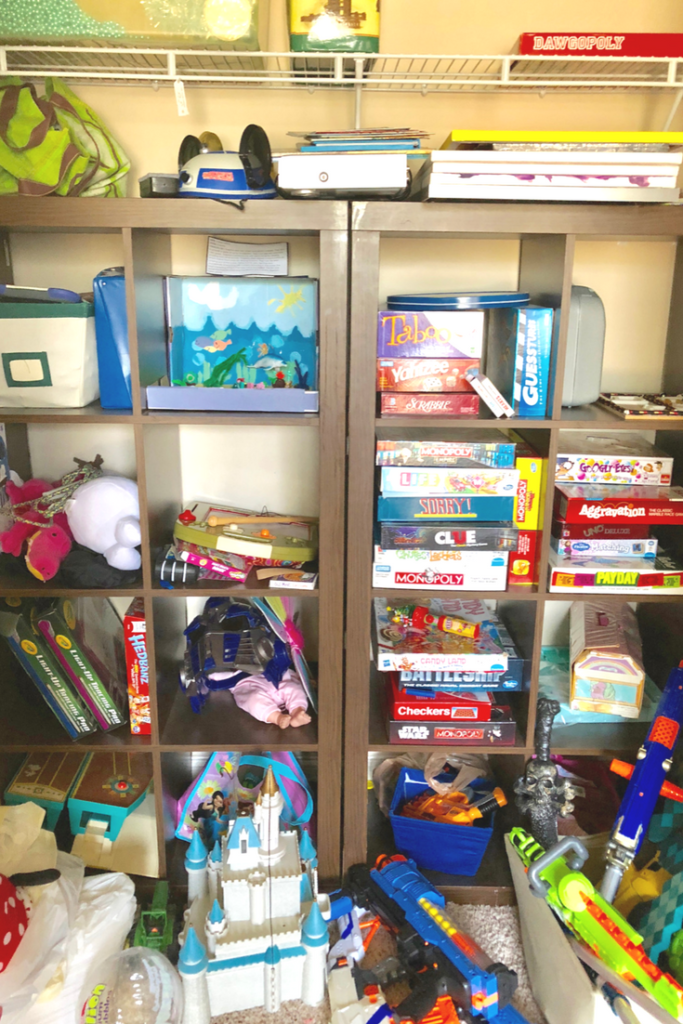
[422,160,679,177]
[426,172,677,189]
[430,149,683,166]
[414,182,681,203]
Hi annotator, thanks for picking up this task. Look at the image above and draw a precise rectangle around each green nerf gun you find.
[509,827,683,1022]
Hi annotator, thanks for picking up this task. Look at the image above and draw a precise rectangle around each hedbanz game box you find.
[554,483,683,525]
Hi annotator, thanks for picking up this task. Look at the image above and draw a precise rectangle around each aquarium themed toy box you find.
[148,277,319,412]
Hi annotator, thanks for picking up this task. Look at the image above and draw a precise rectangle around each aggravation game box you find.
[377,311,485,359]
[554,483,683,525]
[167,277,318,391]
[123,598,151,735]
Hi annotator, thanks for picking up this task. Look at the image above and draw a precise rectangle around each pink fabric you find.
[231,669,308,723]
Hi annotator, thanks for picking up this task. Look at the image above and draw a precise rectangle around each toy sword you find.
[600,660,683,904]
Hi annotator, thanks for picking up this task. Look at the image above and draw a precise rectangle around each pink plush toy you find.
[0,479,72,582]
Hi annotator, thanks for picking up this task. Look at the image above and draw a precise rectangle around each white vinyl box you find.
[276,153,408,192]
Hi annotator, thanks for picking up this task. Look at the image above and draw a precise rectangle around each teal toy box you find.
[67,751,154,841]
[0,301,98,408]
[160,277,318,412]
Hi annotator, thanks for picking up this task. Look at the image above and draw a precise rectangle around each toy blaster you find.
[330,855,529,1024]
[600,659,683,904]
[509,827,683,1022]
[401,787,507,827]
[389,605,480,640]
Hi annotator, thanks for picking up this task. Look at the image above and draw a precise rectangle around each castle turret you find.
[208,839,222,901]
[205,898,228,956]
[179,926,211,1024]
[253,767,285,865]
[186,831,208,904]
[301,902,329,1007]
[263,944,282,1013]
[299,828,318,899]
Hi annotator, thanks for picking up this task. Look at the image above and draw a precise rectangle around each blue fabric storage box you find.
[93,272,132,409]
[389,767,495,875]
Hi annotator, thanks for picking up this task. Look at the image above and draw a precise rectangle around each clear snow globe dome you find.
[78,947,183,1024]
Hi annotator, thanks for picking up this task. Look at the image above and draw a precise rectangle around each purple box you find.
[145,386,319,413]
[377,311,485,359]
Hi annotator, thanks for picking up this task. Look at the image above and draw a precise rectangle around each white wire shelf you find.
[3,45,683,93]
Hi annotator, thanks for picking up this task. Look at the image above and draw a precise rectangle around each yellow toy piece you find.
[614,854,671,918]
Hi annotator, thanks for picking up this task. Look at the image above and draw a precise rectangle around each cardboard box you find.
[379,466,520,498]
[508,530,540,586]
[570,602,645,718]
[123,599,151,736]
[554,483,683,524]
[377,310,484,359]
[374,598,518,672]
[377,494,516,522]
[372,545,509,591]
[388,717,516,745]
[486,306,554,417]
[399,666,524,690]
[378,523,518,550]
[386,673,495,720]
[34,599,126,732]
[376,357,478,392]
[375,433,516,467]
[380,393,480,416]
[548,549,683,593]
[552,536,658,559]
[0,604,96,740]
[556,431,673,485]
[551,519,651,540]
[509,433,547,530]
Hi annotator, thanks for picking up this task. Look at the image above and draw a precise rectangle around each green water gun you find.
[509,827,683,1022]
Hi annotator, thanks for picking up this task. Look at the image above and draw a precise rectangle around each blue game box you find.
[377,494,516,521]
[485,305,554,418]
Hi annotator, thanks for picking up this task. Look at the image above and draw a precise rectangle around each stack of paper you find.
[413,131,683,202]
[288,127,429,155]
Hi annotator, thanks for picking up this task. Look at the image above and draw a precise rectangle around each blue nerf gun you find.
[330,855,529,1024]
[601,660,683,903]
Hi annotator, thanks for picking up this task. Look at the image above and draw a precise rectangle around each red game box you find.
[386,673,494,721]
[507,529,539,586]
[123,598,151,736]
[554,483,683,525]
[381,393,480,417]
[387,718,516,745]
[519,33,683,58]
[376,358,478,393]
[551,519,651,540]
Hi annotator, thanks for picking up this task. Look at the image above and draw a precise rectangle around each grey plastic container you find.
[562,285,606,408]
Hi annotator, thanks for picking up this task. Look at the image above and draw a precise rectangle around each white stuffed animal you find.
[65,476,141,571]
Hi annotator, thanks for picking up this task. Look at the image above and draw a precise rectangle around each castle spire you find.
[179,927,211,1024]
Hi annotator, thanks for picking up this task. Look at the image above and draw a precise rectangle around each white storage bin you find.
[0,302,99,408]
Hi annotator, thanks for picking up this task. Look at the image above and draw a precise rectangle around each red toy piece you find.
[178,509,197,525]
[0,873,29,973]
[0,479,72,582]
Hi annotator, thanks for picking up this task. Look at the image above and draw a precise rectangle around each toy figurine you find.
[402,785,507,826]
[514,697,576,849]
[180,597,312,727]
[66,475,141,570]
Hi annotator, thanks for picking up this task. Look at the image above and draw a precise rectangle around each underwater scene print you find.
[167,277,318,390]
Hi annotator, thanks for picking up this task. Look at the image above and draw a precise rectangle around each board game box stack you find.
[549,432,683,593]
[413,130,683,203]
[373,430,545,589]
[374,598,523,744]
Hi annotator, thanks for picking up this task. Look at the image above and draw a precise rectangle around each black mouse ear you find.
[9,868,61,888]
[239,124,273,189]
[178,134,202,172]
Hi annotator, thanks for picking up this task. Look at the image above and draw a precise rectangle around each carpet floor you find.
[211,902,547,1024]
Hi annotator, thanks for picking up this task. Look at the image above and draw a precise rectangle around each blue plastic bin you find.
[388,767,495,875]
[93,271,132,409]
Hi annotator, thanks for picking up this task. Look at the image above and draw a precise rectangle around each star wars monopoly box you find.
[372,546,509,591]
[123,598,151,735]
[376,358,479,392]
[375,433,516,467]
[554,483,683,525]
[387,717,517,745]
[377,311,485,359]
[555,432,673,486]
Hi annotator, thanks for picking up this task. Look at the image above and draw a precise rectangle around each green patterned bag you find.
[0,77,130,197]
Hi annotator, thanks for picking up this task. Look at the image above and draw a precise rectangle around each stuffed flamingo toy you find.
[0,479,73,581]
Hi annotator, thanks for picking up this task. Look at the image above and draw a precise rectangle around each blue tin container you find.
[386,291,530,311]
[388,767,495,875]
